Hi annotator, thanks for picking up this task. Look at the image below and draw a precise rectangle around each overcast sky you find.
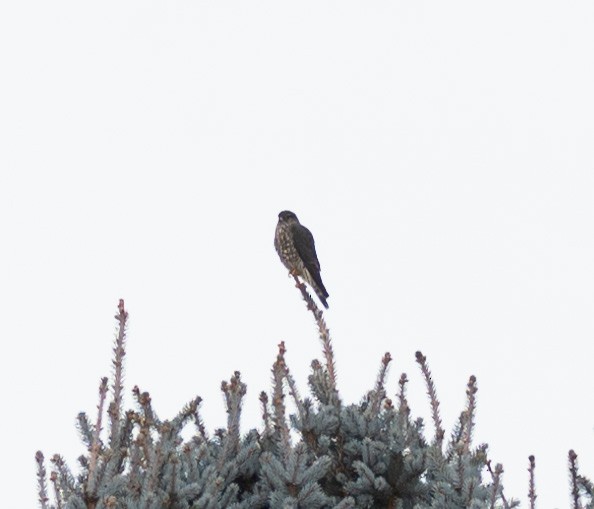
[1,2,593,508]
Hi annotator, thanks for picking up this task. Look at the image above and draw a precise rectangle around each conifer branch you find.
[278,346,307,426]
[308,359,329,404]
[143,439,164,501]
[397,373,410,421]
[168,456,179,503]
[293,275,338,398]
[272,342,291,457]
[128,428,144,496]
[577,474,593,500]
[50,454,75,502]
[172,396,203,436]
[133,385,161,428]
[259,391,272,436]
[447,414,465,462]
[334,497,356,508]
[487,460,512,509]
[50,471,63,509]
[465,477,477,506]
[108,298,127,449]
[189,397,207,440]
[488,461,502,509]
[35,298,536,507]
[220,371,247,465]
[415,351,445,446]
[76,412,94,450]
[86,377,108,499]
[463,375,477,453]
[367,352,392,418]
[136,416,155,468]
[528,455,537,509]
[456,445,466,493]
[35,451,50,509]
[569,449,581,509]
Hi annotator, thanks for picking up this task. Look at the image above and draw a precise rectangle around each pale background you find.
[1,2,593,508]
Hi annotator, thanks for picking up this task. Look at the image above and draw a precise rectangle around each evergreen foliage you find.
[36,291,591,508]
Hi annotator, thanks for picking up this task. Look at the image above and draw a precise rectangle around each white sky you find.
[1,2,593,507]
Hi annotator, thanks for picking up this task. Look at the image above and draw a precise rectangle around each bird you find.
[274,210,330,308]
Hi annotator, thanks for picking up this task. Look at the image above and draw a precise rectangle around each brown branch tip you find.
[117,298,127,319]
[528,455,537,509]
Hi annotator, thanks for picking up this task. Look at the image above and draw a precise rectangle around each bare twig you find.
[415,351,445,446]
[528,455,537,509]
[293,275,338,397]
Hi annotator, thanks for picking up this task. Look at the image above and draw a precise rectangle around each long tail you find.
[305,268,329,309]
[315,288,329,309]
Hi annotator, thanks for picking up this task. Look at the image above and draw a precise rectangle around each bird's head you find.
[278,210,299,223]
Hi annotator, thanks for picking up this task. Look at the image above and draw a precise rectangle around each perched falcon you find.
[274,210,330,309]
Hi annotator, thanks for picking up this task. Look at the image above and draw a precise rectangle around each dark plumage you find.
[274,210,329,308]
